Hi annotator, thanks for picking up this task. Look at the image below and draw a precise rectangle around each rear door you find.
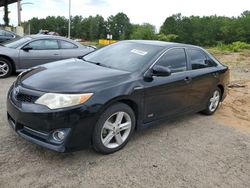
[187,48,219,109]
[143,48,192,122]
[19,39,61,69]
[58,40,92,59]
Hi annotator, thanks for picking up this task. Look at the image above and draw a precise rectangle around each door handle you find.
[133,86,144,91]
[184,76,192,83]
[53,53,60,56]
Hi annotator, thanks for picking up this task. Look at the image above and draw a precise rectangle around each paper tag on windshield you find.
[131,49,148,56]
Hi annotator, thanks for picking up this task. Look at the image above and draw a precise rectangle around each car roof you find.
[122,40,200,49]
[27,34,72,41]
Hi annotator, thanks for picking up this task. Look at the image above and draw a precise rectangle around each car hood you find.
[19,58,131,93]
[0,45,16,51]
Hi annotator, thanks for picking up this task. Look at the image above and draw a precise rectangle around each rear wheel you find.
[0,57,12,78]
[92,103,135,154]
[202,87,221,115]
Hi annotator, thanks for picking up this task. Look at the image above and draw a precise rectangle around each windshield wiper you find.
[82,57,97,64]
[82,57,111,68]
[95,62,112,68]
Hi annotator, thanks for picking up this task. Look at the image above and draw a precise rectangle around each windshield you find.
[83,42,164,72]
[3,37,32,49]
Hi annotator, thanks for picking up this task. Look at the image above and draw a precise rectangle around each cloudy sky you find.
[1,0,250,30]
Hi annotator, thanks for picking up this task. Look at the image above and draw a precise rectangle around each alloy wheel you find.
[0,61,9,77]
[101,111,132,149]
[209,90,220,112]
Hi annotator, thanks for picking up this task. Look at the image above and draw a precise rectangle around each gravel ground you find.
[0,75,250,188]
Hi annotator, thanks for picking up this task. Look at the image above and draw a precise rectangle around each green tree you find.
[160,13,182,35]
[157,34,178,42]
[107,12,132,40]
[131,23,156,40]
[3,1,9,26]
[71,15,84,38]
[26,16,68,36]
[160,12,250,46]
[80,15,106,40]
[23,10,250,45]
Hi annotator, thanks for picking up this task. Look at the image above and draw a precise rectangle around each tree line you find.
[23,11,250,46]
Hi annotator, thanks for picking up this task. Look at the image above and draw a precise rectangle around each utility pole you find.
[17,0,21,26]
[3,0,9,26]
[17,1,33,26]
[68,0,71,38]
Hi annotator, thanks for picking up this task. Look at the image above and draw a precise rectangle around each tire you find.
[0,57,12,78]
[92,103,136,154]
[201,87,222,115]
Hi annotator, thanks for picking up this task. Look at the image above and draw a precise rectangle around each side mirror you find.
[152,65,171,77]
[144,65,171,79]
[22,46,33,51]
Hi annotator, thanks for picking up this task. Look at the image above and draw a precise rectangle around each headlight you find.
[35,93,93,109]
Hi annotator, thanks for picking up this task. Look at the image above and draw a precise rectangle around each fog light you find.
[52,130,65,142]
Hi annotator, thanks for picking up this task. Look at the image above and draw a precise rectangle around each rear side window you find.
[157,48,187,73]
[27,39,59,50]
[60,40,78,49]
[189,49,215,70]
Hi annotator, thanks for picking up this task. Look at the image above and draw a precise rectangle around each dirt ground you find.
[0,51,250,188]
[211,50,250,131]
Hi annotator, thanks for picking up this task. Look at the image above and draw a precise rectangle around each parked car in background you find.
[48,32,59,36]
[0,35,96,78]
[0,29,19,43]
[37,30,59,36]
[7,40,229,154]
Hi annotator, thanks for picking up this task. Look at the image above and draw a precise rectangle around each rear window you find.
[189,49,216,70]
[60,40,78,49]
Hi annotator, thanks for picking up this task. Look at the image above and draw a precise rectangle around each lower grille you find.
[16,93,39,103]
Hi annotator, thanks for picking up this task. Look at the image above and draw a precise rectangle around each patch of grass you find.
[213,41,250,52]
[236,57,246,61]
[207,48,230,56]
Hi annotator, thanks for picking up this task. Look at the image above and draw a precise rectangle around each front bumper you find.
[7,85,99,152]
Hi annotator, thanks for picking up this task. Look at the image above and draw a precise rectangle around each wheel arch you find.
[217,84,224,101]
[118,99,139,127]
[99,97,141,130]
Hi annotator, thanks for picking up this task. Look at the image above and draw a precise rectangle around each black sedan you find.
[7,40,229,154]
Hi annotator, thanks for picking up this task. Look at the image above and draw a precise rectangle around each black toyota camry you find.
[7,40,229,154]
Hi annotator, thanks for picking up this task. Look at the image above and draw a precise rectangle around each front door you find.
[19,39,61,69]
[143,48,191,123]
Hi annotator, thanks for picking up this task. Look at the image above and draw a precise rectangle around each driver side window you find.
[157,48,187,73]
[26,39,59,50]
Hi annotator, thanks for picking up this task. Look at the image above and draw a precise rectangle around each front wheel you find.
[202,87,221,115]
[0,57,12,78]
[92,103,135,154]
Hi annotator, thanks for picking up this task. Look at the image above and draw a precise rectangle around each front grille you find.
[16,93,39,103]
